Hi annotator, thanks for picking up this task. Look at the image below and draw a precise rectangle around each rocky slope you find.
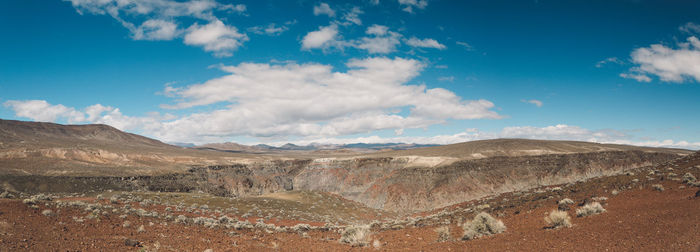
[0,119,692,212]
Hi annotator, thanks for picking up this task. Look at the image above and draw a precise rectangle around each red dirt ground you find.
[1,179,698,252]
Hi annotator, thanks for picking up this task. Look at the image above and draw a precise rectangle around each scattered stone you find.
[124,238,141,247]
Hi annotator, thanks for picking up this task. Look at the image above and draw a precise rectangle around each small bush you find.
[683,173,697,184]
[41,209,55,217]
[558,198,574,210]
[461,212,506,240]
[652,184,664,192]
[558,198,574,205]
[576,202,606,217]
[435,226,451,242]
[340,225,371,247]
[545,210,571,228]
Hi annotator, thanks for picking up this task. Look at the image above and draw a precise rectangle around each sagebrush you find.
[461,212,506,240]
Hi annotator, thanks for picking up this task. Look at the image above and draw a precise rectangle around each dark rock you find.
[124,239,141,247]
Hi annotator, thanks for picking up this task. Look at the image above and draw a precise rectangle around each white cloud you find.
[406,37,446,49]
[622,36,700,83]
[313,2,335,17]
[301,24,341,50]
[263,124,700,150]
[65,0,246,56]
[521,99,543,107]
[3,100,84,123]
[619,73,651,82]
[6,100,699,149]
[132,19,179,40]
[438,76,454,82]
[366,24,389,36]
[456,41,474,51]
[342,7,363,26]
[679,22,700,34]
[184,19,247,57]
[398,0,428,13]
[248,23,289,36]
[155,57,501,143]
[3,100,167,132]
[595,57,622,68]
[354,25,401,54]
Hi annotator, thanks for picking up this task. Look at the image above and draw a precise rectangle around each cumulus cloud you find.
[155,57,501,143]
[3,100,167,131]
[406,37,446,49]
[622,36,700,83]
[184,19,248,57]
[131,19,180,40]
[398,0,428,13]
[65,0,246,56]
[4,100,85,123]
[595,57,623,68]
[521,99,543,107]
[342,7,363,26]
[301,24,341,50]
[248,23,289,36]
[313,2,335,17]
[6,100,698,149]
[354,25,401,54]
[679,22,700,34]
[265,124,700,150]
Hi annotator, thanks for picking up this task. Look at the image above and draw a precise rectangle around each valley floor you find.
[1,179,698,251]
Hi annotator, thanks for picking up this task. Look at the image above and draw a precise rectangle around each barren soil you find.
[1,177,698,251]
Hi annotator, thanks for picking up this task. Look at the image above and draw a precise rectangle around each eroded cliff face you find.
[0,150,682,212]
[290,151,679,212]
[180,150,681,212]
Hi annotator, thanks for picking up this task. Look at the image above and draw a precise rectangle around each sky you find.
[1,0,699,149]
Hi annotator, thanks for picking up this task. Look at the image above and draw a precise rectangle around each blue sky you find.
[1,0,699,148]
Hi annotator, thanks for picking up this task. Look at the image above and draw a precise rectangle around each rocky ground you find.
[1,153,698,251]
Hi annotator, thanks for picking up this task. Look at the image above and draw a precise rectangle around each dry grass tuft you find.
[545,210,572,228]
[652,184,665,192]
[340,225,371,247]
[461,212,506,240]
[435,226,451,242]
[576,202,606,217]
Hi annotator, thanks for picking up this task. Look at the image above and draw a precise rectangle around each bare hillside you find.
[368,138,690,159]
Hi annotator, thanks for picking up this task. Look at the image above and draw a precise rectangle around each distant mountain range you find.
[194,142,440,153]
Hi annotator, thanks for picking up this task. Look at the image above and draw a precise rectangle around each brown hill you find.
[368,138,690,159]
[0,119,172,150]
[0,119,253,176]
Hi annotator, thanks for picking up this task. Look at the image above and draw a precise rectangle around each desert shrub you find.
[558,198,574,210]
[137,225,145,233]
[291,223,311,232]
[435,226,451,242]
[41,209,55,217]
[175,215,188,224]
[340,225,371,247]
[0,191,13,199]
[372,239,381,249]
[461,212,506,240]
[652,184,665,192]
[558,198,574,205]
[545,210,571,228]
[683,173,697,184]
[22,198,37,205]
[576,202,606,217]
